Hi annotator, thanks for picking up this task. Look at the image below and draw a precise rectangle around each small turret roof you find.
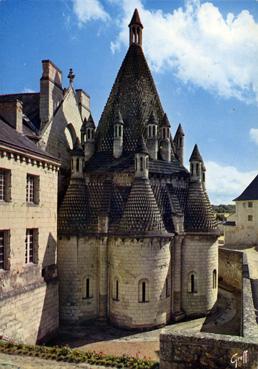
[86,113,96,128]
[117,178,169,237]
[114,109,124,125]
[147,111,158,126]
[174,123,185,137]
[234,174,258,201]
[185,180,218,233]
[189,144,203,162]
[71,137,84,156]
[129,8,143,28]
[161,113,171,128]
[136,135,148,154]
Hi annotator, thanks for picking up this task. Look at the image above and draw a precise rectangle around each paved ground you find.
[0,353,106,369]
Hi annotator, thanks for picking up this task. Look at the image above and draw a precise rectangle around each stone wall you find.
[219,248,243,291]
[160,330,258,369]
[58,236,99,323]
[0,281,58,344]
[0,149,59,344]
[181,234,218,316]
[109,237,171,329]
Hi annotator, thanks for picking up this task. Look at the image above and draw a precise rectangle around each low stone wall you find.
[160,331,258,369]
[0,280,59,344]
[219,248,243,291]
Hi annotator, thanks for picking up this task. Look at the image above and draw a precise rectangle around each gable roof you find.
[0,117,58,162]
[234,174,258,201]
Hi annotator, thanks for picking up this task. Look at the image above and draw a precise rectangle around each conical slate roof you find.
[129,8,143,28]
[189,144,203,162]
[174,124,184,138]
[86,113,95,128]
[58,178,90,236]
[234,174,258,201]
[136,135,148,154]
[161,113,171,128]
[117,178,168,236]
[184,180,218,233]
[96,43,165,154]
[71,137,84,156]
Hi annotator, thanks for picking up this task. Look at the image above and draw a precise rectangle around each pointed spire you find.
[114,109,124,125]
[129,8,143,28]
[148,111,158,126]
[136,135,148,155]
[129,9,143,46]
[161,113,171,128]
[71,137,84,156]
[189,144,203,162]
[86,113,96,128]
[175,123,184,137]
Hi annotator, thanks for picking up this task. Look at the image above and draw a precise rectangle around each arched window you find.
[196,163,199,176]
[190,163,193,175]
[140,156,144,171]
[145,156,149,170]
[87,129,91,140]
[83,277,93,299]
[138,279,149,303]
[213,269,217,289]
[76,158,80,172]
[188,272,197,293]
[113,279,119,301]
[119,125,122,138]
[152,125,155,137]
[202,171,205,182]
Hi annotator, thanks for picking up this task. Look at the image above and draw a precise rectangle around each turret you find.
[129,9,143,47]
[71,138,84,178]
[113,109,124,159]
[135,136,149,179]
[81,114,95,161]
[160,113,171,162]
[189,144,205,185]
[174,124,184,166]
[146,112,158,160]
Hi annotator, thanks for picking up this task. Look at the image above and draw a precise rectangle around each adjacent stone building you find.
[0,103,60,343]
[58,9,219,329]
[224,174,258,247]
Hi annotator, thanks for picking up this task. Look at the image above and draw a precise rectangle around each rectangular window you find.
[25,229,38,264]
[26,175,39,204]
[0,169,11,202]
[0,230,10,270]
[248,202,253,208]
[248,215,253,221]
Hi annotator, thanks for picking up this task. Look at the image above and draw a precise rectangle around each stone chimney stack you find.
[40,60,63,126]
[0,99,23,133]
[76,89,90,121]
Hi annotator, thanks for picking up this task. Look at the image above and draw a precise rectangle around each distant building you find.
[224,175,258,247]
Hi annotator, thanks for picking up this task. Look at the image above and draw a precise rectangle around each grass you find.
[0,340,159,369]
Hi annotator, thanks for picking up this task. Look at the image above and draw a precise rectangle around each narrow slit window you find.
[140,157,144,171]
[213,269,217,289]
[139,279,149,303]
[86,278,90,298]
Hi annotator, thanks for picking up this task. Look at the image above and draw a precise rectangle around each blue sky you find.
[0,0,258,204]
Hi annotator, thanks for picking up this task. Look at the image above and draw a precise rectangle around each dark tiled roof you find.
[116,178,169,236]
[189,144,203,162]
[129,8,143,28]
[0,118,58,161]
[96,43,166,154]
[0,93,40,131]
[174,123,184,138]
[184,180,218,233]
[58,178,90,236]
[233,174,258,201]
[136,135,148,154]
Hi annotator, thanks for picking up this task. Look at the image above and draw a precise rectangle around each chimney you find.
[76,89,90,121]
[0,99,23,133]
[40,60,63,126]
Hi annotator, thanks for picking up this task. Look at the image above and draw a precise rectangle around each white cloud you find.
[250,128,258,145]
[205,161,257,204]
[23,88,35,93]
[72,0,110,25]
[111,0,258,104]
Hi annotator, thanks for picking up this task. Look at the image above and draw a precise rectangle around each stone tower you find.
[58,8,219,328]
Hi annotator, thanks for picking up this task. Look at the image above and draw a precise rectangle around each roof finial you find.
[68,68,75,86]
[129,9,143,47]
